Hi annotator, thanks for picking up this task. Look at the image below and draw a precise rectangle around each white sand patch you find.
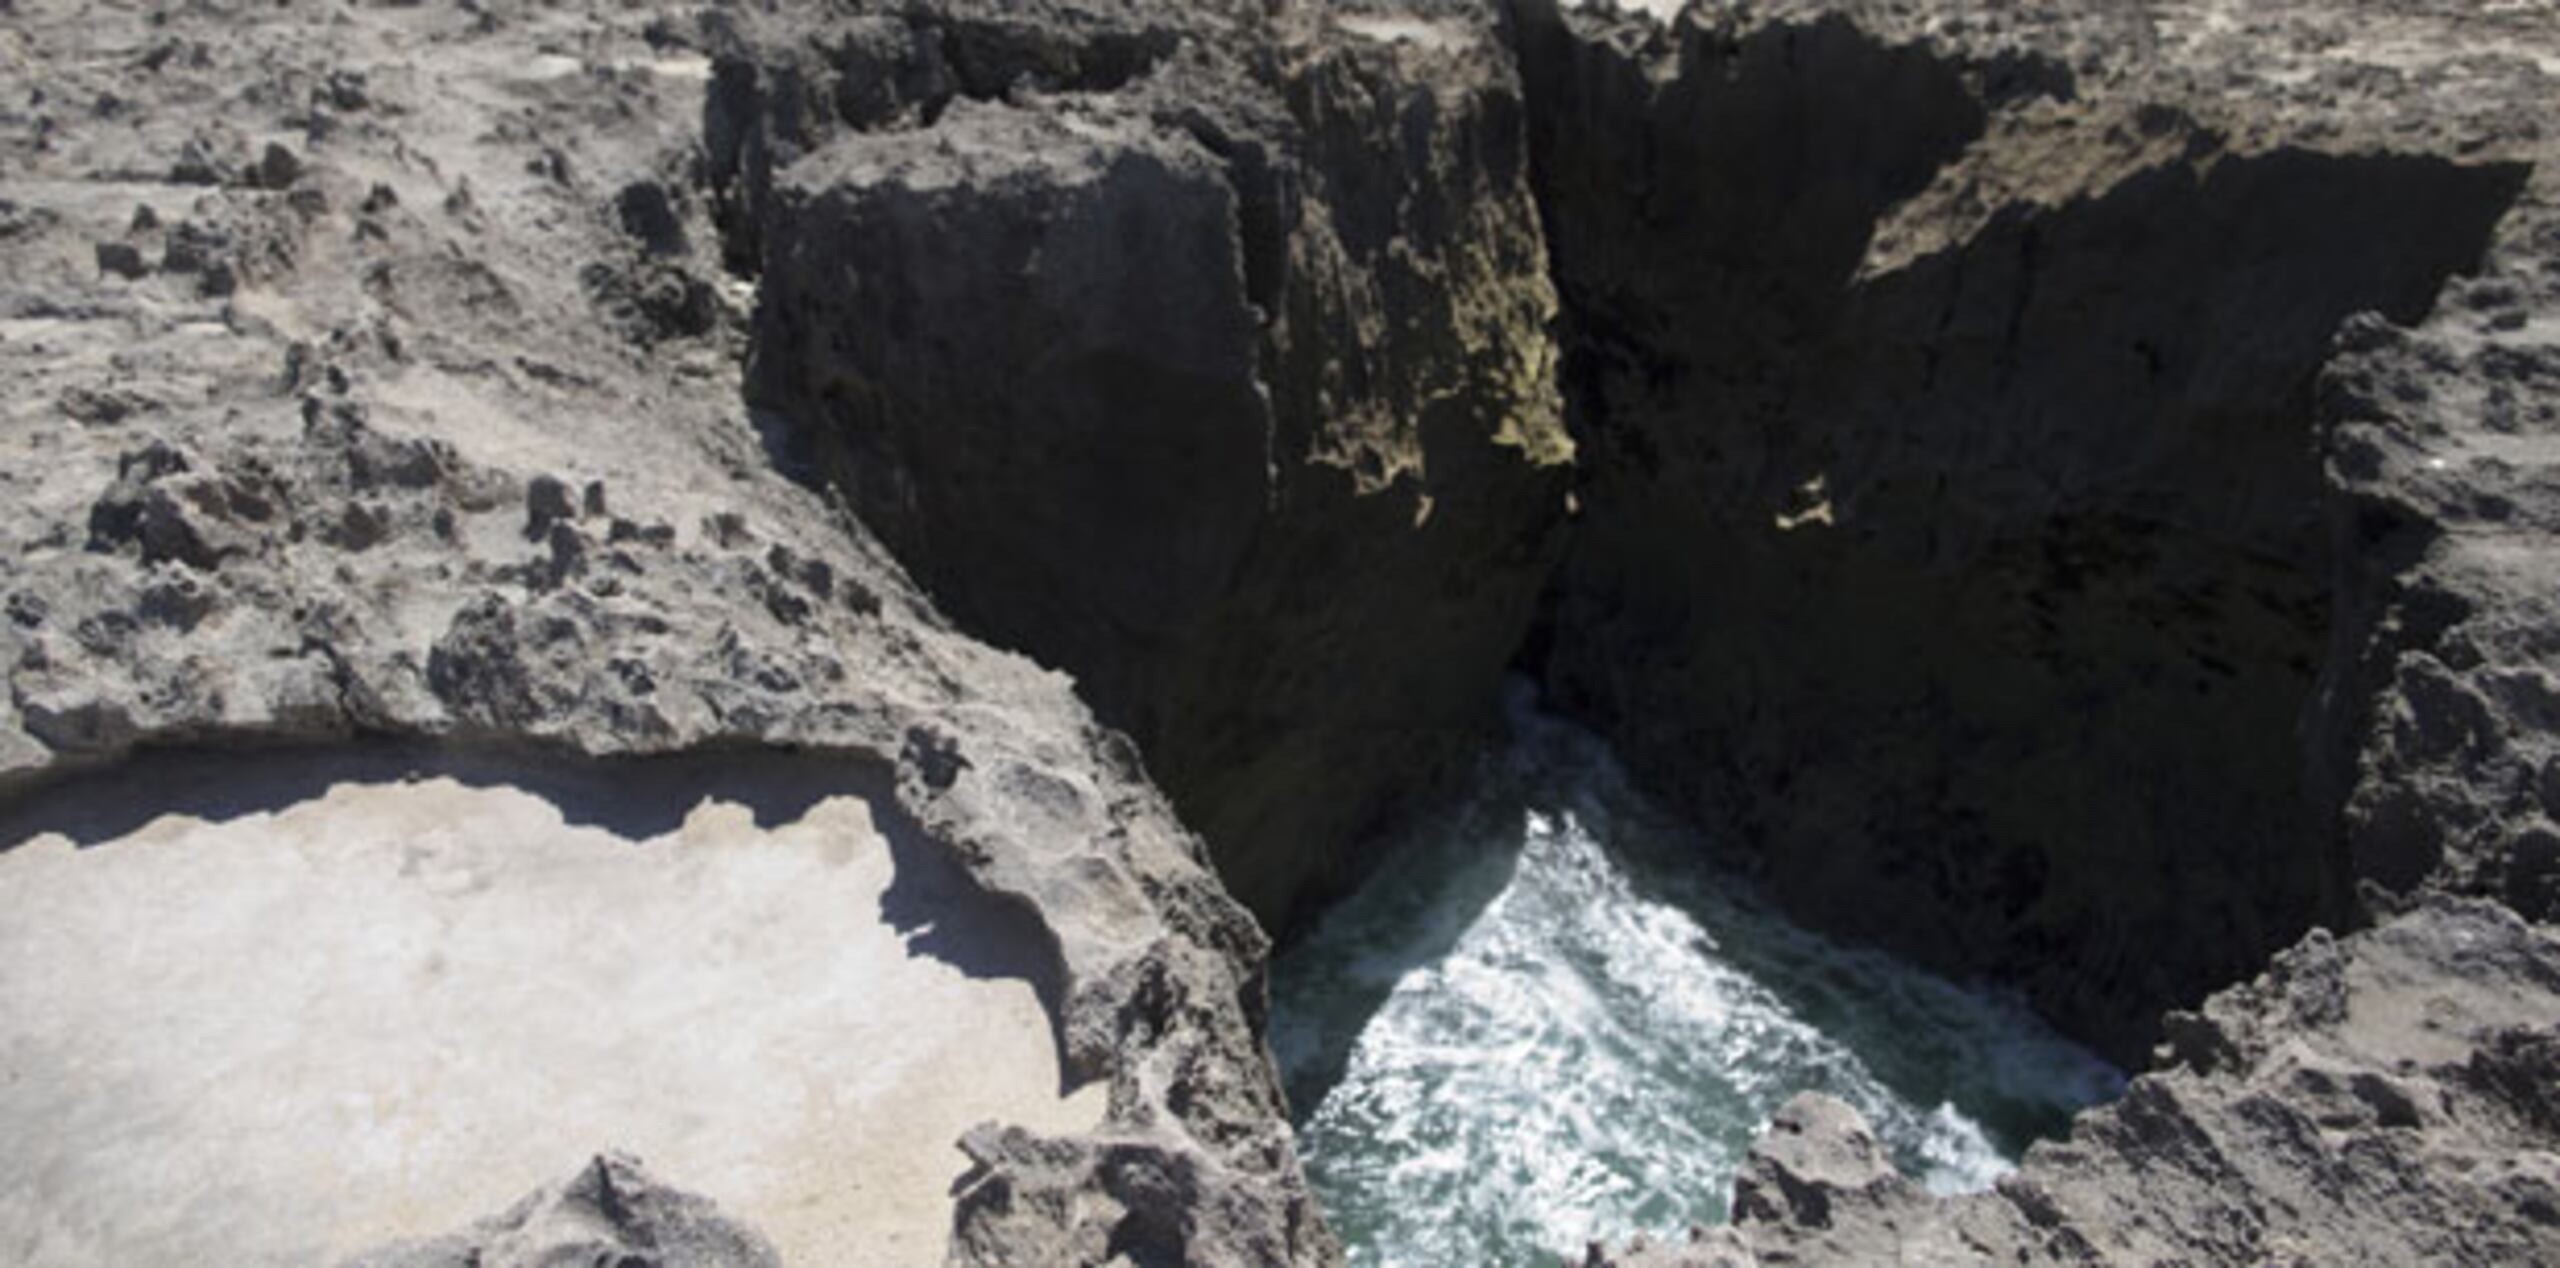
[0,774,1102,1267]
[524,52,585,79]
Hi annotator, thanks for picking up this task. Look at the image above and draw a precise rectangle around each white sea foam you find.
[1271,691,2123,1266]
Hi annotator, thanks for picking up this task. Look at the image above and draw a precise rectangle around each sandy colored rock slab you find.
[0,773,1101,1267]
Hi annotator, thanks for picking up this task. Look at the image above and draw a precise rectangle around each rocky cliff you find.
[1554,0,2560,1260]
[0,0,1332,1262]
[5,0,2560,1263]
[1592,897,2560,1266]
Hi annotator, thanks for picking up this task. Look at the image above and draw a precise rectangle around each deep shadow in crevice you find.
[1504,0,2533,1066]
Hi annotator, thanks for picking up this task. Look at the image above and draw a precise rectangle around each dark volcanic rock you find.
[728,0,1573,933]
[1557,0,2560,1261]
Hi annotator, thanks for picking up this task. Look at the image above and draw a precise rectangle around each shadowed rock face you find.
[1508,0,2528,1064]
[692,0,2560,1258]
[752,118,1272,677]
[729,5,2560,1258]
[731,0,1574,934]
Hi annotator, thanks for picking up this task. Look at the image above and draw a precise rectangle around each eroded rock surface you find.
[0,766,1104,1266]
[1588,899,2560,1266]
[0,0,1327,1263]
[1546,0,2560,1262]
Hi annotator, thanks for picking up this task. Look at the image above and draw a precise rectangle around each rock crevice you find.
[730,0,2539,1086]
[699,0,2560,1258]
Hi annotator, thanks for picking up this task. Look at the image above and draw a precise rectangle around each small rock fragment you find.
[253,142,302,190]
[523,475,576,538]
[94,240,148,279]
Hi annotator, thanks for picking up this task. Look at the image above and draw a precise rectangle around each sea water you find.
[1268,692,2124,1266]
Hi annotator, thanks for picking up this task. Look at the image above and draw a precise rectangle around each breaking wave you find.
[1270,688,2124,1266]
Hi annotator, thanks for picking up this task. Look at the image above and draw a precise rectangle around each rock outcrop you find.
[1591,899,2560,1265]
[346,1154,783,1268]
[1550,0,2560,1261]
[8,0,2560,1263]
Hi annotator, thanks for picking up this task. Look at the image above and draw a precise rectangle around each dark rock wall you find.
[725,0,2537,1074]
[728,1,1573,933]
[751,118,1272,707]
[1148,15,1574,929]
[1508,0,2527,1062]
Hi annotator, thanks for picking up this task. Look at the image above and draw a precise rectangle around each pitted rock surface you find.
[0,1,1327,1262]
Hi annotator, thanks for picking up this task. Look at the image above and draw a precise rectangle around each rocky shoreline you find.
[3,0,2557,1263]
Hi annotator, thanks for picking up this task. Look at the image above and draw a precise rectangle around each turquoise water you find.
[1268,693,2123,1266]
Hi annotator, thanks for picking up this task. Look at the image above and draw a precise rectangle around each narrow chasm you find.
[1273,4,2528,1261]
[717,2,2533,1263]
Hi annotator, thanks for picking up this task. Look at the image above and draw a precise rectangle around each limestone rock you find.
[0,1,1330,1262]
[12,0,2560,1264]
[1729,1094,1922,1237]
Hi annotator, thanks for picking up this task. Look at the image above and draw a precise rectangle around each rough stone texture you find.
[10,0,2560,1264]
[1510,0,2534,1065]
[1556,0,2560,1263]
[0,1,1328,1263]
[344,1153,783,1268]
[723,0,1575,933]
[2314,180,2560,930]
